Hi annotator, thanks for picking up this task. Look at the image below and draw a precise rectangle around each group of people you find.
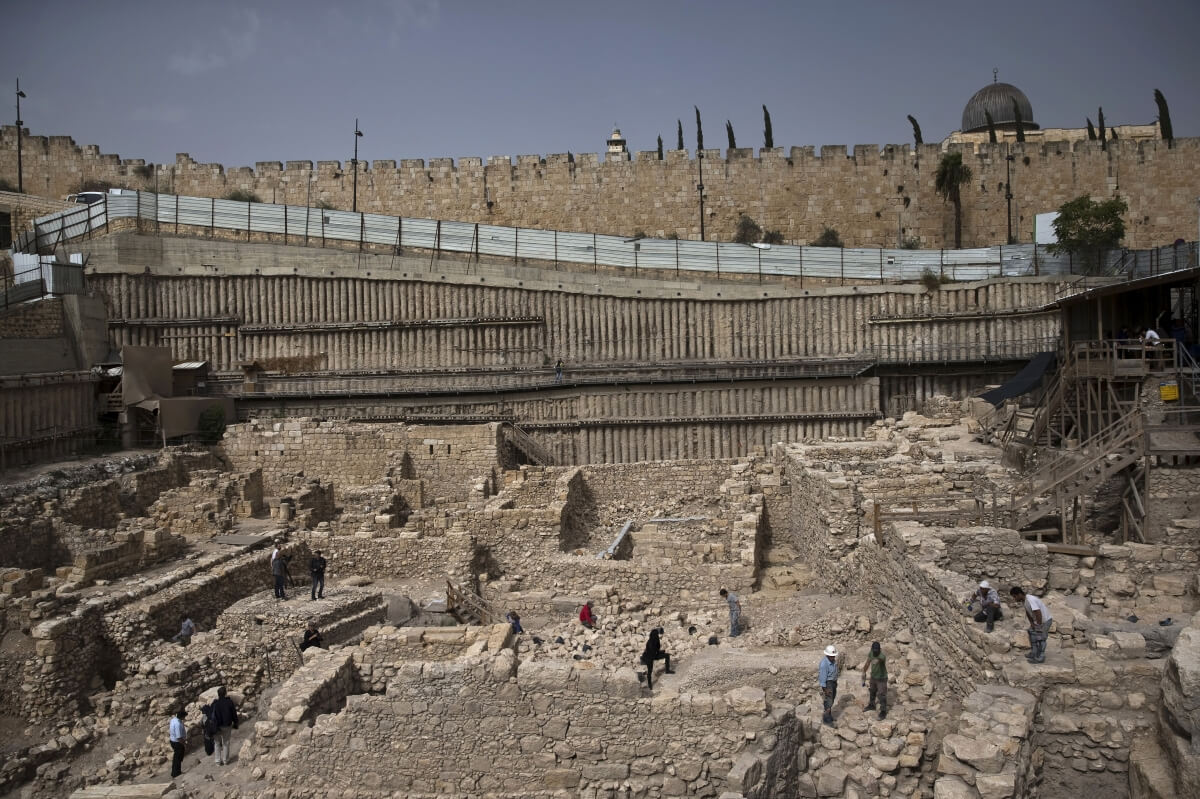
[269,544,327,602]
[168,687,239,777]
[968,580,1053,664]
[817,641,890,727]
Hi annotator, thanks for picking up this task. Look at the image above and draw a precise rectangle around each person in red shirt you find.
[579,601,596,629]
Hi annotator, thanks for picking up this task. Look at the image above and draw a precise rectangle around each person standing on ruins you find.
[211,686,239,766]
[719,588,742,637]
[168,709,186,777]
[1010,586,1053,664]
[555,358,564,383]
[579,600,596,629]
[272,551,288,599]
[970,580,1004,633]
[819,644,839,726]
[640,627,674,690]
[860,641,888,720]
[309,550,327,600]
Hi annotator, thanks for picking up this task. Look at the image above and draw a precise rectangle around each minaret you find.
[606,126,630,161]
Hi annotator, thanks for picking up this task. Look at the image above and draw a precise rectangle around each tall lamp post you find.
[1005,152,1015,244]
[15,79,26,193]
[697,150,706,241]
[352,119,363,213]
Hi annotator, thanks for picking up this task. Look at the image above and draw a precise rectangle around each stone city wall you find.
[4,127,1198,248]
[930,527,1051,594]
[148,468,263,537]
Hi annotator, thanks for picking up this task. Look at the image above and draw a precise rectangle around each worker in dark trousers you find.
[640,627,674,690]
[310,550,327,600]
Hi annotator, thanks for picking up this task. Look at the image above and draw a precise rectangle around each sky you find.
[2,0,1198,169]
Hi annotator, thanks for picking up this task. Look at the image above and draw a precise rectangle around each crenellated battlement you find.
[2,125,1197,248]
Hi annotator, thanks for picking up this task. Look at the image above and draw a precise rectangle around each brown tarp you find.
[134,397,235,438]
[121,345,174,405]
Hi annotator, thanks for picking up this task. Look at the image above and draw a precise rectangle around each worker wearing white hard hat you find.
[819,644,839,726]
[970,580,1004,632]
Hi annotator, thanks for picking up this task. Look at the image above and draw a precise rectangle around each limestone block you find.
[543,769,581,788]
[1110,631,1146,657]
[727,752,764,793]
[943,734,1004,773]
[973,771,1015,799]
[1152,573,1189,596]
[1072,650,1117,686]
[933,776,979,799]
[815,763,848,797]
[726,686,768,715]
[870,754,900,772]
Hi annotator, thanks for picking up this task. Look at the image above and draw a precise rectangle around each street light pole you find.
[352,119,363,213]
[697,150,706,241]
[15,79,26,193]
[1005,152,1015,244]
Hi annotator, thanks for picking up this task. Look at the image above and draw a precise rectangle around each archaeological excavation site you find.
[1,145,1200,799]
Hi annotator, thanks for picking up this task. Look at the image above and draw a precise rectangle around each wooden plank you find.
[1043,543,1097,556]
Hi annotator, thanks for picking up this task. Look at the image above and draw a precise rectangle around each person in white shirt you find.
[168,710,187,777]
[1010,586,1053,663]
[1144,327,1161,346]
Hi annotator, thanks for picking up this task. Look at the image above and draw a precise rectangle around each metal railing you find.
[21,191,1195,284]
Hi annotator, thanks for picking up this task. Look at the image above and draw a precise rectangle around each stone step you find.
[69,784,175,798]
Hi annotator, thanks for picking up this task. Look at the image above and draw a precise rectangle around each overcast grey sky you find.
[3,0,1197,168]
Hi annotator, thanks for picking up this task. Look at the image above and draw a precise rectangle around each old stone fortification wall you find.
[83,235,1065,372]
[4,127,1197,248]
[220,419,503,497]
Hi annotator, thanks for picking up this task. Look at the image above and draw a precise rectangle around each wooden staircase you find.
[445,580,498,625]
[1003,408,1145,534]
[501,422,554,466]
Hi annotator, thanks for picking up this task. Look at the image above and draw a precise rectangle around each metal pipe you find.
[352,119,363,213]
[15,79,26,193]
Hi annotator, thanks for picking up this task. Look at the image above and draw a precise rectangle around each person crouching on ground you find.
[579,601,596,629]
[640,627,674,690]
[970,580,1004,633]
[861,641,888,720]
[505,610,523,634]
[300,621,323,652]
[819,644,839,726]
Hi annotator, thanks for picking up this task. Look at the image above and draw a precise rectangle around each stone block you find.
[726,686,767,715]
[943,733,1004,773]
[727,752,764,793]
[1073,650,1117,686]
[543,769,581,789]
[934,776,979,799]
[974,771,1015,799]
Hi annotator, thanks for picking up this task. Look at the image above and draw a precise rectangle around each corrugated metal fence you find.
[18,192,1199,284]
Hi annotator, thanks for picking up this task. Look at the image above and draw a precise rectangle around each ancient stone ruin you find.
[0,407,1195,799]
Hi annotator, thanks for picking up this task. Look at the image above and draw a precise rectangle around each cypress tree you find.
[762,105,774,148]
[1012,99,1025,142]
[657,135,663,160]
[907,115,923,146]
[676,120,684,151]
[984,111,997,143]
[726,120,736,150]
[1086,119,1096,140]
[1154,89,1174,144]
[695,106,704,151]
[1098,107,1107,151]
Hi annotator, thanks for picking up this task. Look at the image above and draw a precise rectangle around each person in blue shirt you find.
[819,644,839,726]
[168,709,187,777]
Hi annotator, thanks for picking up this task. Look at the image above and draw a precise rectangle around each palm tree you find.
[935,152,973,249]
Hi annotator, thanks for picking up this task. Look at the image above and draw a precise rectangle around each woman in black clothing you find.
[640,627,674,689]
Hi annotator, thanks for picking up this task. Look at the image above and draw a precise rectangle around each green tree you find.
[733,214,762,244]
[1086,118,1097,141]
[1098,107,1107,151]
[810,225,843,247]
[695,106,704,151]
[907,115,923,146]
[934,152,973,249]
[762,105,774,148]
[676,119,684,151]
[1047,195,1128,274]
[1011,99,1025,143]
[984,111,997,144]
[197,405,227,445]
[657,135,663,160]
[726,120,736,150]
[1154,89,1174,144]
[226,189,261,203]
[762,230,784,244]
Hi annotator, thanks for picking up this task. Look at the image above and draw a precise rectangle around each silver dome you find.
[961,82,1038,133]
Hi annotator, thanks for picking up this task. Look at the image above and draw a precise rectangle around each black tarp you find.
[978,351,1056,407]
